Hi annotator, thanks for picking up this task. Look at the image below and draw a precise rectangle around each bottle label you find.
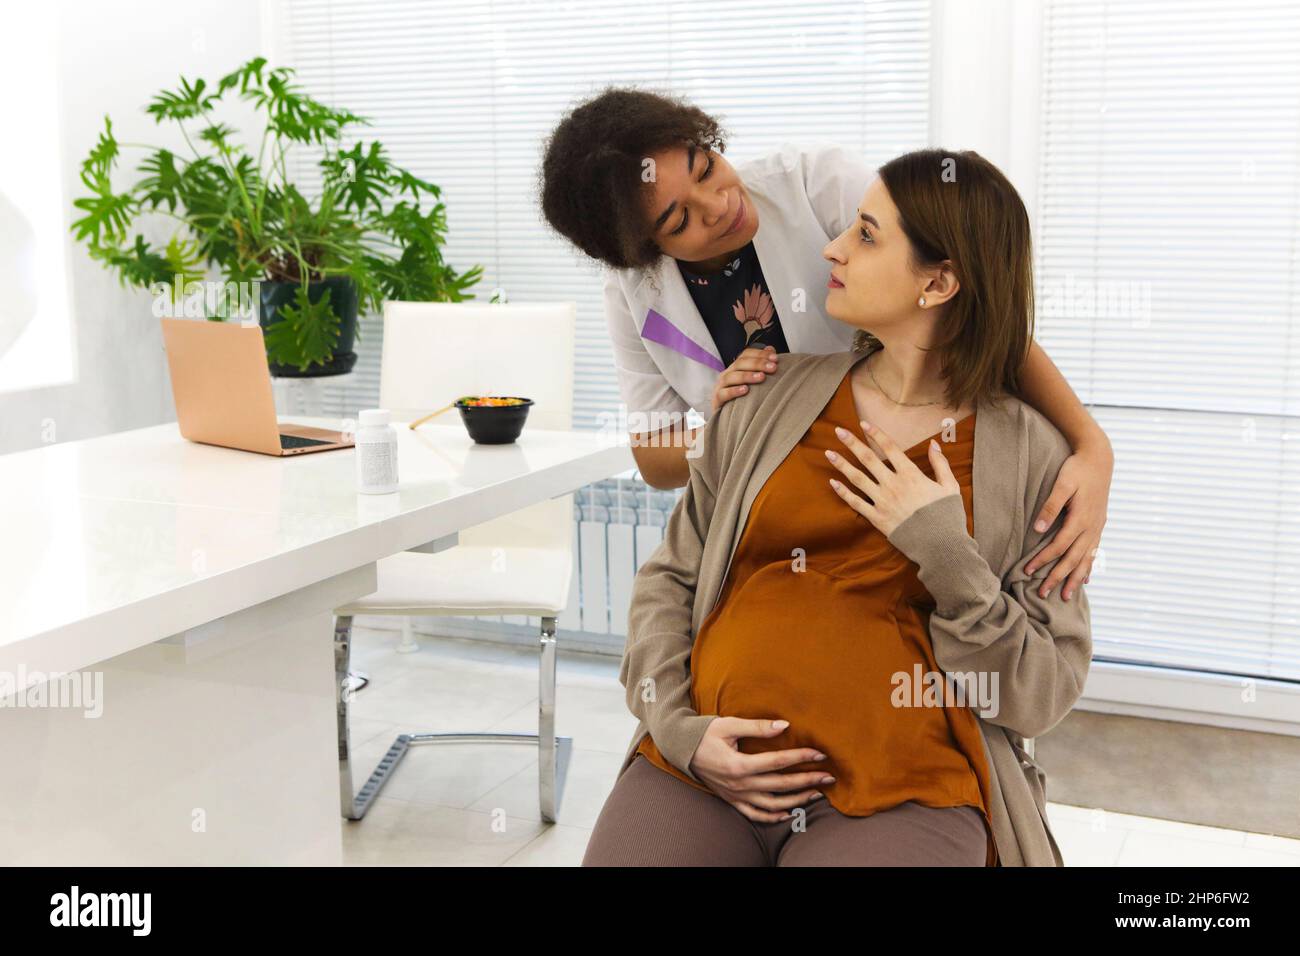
[357,438,398,490]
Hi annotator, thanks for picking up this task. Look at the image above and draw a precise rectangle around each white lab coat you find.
[602,142,874,428]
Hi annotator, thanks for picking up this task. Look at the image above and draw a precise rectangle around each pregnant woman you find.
[582,149,1094,867]
[539,87,1110,604]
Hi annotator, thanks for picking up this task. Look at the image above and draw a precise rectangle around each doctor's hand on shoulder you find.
[689,716,834,823]
[636,347,782,490]
[711,345,781,414]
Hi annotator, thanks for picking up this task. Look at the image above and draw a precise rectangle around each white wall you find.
[0,0,268,454]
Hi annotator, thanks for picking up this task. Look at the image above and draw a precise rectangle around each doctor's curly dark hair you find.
[538,87,728,271]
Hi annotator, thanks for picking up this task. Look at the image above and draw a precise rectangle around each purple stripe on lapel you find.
[641,308,725,372]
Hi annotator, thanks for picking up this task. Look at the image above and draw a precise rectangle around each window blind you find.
[278,0,931,430]
[1036,0,1300,679]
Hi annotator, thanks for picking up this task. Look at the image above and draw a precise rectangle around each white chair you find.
[335,301,577,823]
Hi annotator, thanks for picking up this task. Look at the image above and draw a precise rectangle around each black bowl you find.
[454,396,534,444]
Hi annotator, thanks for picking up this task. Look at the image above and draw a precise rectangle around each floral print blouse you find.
[676,240,791,367]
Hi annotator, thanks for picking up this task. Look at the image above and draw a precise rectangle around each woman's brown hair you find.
[851,149,1034,407]
[538,86,727,271]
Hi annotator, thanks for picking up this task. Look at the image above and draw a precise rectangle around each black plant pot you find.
[259,276,359,377]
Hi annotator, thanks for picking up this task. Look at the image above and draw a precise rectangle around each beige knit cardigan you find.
[616,346,1094,866]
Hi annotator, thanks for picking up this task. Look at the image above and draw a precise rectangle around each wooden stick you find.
[408,402,455,429]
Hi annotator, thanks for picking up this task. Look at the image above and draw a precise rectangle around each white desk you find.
[0,418,632,864]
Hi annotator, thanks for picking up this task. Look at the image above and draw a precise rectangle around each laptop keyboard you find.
[280,434,333,449]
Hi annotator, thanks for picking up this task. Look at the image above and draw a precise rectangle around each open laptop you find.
[161,317,355,456]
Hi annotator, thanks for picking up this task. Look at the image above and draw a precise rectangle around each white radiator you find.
[453,474,682,646]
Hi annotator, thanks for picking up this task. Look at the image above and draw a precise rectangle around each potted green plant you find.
[71,57,483,375]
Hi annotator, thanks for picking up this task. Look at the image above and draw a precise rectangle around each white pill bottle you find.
[355,408,399,494]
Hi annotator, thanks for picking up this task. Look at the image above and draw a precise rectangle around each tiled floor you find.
[340,625,1300,867]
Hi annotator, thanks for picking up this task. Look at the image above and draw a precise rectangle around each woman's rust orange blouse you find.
[636,369,998,866]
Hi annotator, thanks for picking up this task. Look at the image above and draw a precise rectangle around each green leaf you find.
[71,186,135,245]
[263,285,342,371]
[81,116,119,181]
[147,75,218,121]
[163,235,206,288]
[324,142,392,213]
[198,123,238,154]
[137,149,183,211]
[216,57,267,97]
[391,166,441,200]
[256,70,368,145]
[90,235,173,288]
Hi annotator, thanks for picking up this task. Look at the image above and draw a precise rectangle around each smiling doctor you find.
[539,87,1111,599]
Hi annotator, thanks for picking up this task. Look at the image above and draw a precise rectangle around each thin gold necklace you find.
[866,352,945,407]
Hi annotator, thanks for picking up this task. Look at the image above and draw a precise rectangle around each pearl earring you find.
[918,296,926,307]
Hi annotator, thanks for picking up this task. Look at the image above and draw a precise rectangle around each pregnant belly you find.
[690,564,980,812]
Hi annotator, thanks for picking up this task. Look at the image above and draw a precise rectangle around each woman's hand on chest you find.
[823,420,961,536]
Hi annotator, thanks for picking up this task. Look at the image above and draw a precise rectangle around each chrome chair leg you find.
[336,614,571,824]
[335,614,369,820]
[538,615,562,821]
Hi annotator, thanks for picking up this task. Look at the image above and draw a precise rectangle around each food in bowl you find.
[454,395,534,444]
[457,396,528,407]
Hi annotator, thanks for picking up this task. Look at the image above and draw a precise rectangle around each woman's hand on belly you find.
[689,716,835,822]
